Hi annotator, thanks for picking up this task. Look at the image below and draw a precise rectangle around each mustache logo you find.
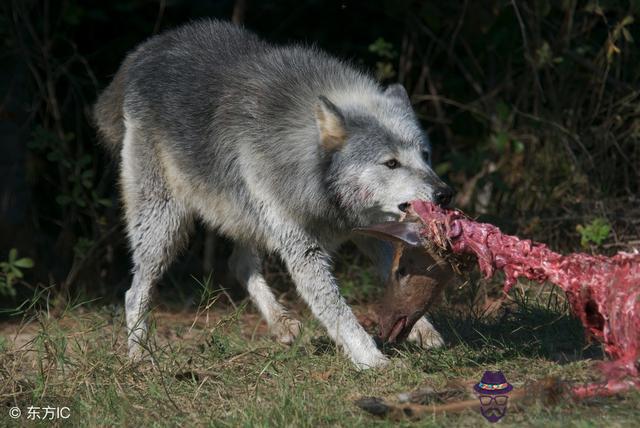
[479,399,508,422]
[474,371,513,423]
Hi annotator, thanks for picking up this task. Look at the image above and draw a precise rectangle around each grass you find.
[1,279,639,427]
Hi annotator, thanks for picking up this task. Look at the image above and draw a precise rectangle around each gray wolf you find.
[93,19,453,369]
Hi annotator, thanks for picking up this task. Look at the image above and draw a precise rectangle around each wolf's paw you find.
[352,350,390,370]
[127,342,152,363]
[348,336,390,370]
[408,317,444,349]
[271,315,302,345]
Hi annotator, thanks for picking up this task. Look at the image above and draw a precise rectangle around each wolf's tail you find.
[92,57,132,158]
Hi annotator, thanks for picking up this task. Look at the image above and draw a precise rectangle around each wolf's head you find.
[317,84,453,225]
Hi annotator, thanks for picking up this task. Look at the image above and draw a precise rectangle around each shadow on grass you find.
[393,293,604,373]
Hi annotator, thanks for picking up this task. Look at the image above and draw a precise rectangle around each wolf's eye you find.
[422,151,431,164]
[384,159,400,169]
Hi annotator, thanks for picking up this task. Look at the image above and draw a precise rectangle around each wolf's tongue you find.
[388,317,407,343]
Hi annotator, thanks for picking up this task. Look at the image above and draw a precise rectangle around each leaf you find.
[73,238,94,258]
[513,140,525,153]
[535,42,555,68]
[368,38,396,59]
[97,198,112,207]
[10,266,23,279]
[375,62,396,81]
[64,132,76,142]
[496,101,510,123]
[584,2,604,16]
[79,154,92,167]
[8,248,17,263]
[47,150,60,162]
[576,218,611,247]
[607,41,621,62]
[14,258,34,269]
[56,195,73,206]
[82,171,94,188]
[491,132,509,153]
[435,161,452,176]
[0,276,16,297]
[620,15,635,27]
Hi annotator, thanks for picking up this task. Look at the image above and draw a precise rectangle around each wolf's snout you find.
[434,187,454,207]
[398,202,410,213]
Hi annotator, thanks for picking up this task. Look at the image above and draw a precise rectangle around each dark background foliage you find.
[1,0,638,310]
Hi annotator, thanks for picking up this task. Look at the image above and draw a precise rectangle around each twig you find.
[410,16,483,96]
[232,0,247,25]
[152,0,166,34]
[564,51,634,92]
[510,106,593,167]
[447,0,468,59]
[423,65,454,147]
[63,224,123,289]
[412,94,492,122]
[511,0,546,103]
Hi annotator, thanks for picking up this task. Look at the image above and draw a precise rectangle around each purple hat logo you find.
[474,371,513,423]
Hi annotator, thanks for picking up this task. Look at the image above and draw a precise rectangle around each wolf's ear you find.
[353,222,422,247]
[316,96,347,152]
[384,84,412,109]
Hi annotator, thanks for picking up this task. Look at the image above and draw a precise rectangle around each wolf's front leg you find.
[280,238,389,369]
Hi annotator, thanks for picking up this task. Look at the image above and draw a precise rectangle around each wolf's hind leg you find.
[121,126,192,360]
[124,197,191,360]
[229,244,302,344]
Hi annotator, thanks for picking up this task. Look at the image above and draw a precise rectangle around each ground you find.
[1,280,639,427]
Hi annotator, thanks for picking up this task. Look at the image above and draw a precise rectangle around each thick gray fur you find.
[93,19,451,369]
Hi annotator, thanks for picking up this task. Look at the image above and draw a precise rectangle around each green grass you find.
[1,284,639,427]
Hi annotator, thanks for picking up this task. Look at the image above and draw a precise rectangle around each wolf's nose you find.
[398,203,410,213]
[434,188,454,207]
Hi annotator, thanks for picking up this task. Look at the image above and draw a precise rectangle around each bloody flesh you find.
[409,200,640,398]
